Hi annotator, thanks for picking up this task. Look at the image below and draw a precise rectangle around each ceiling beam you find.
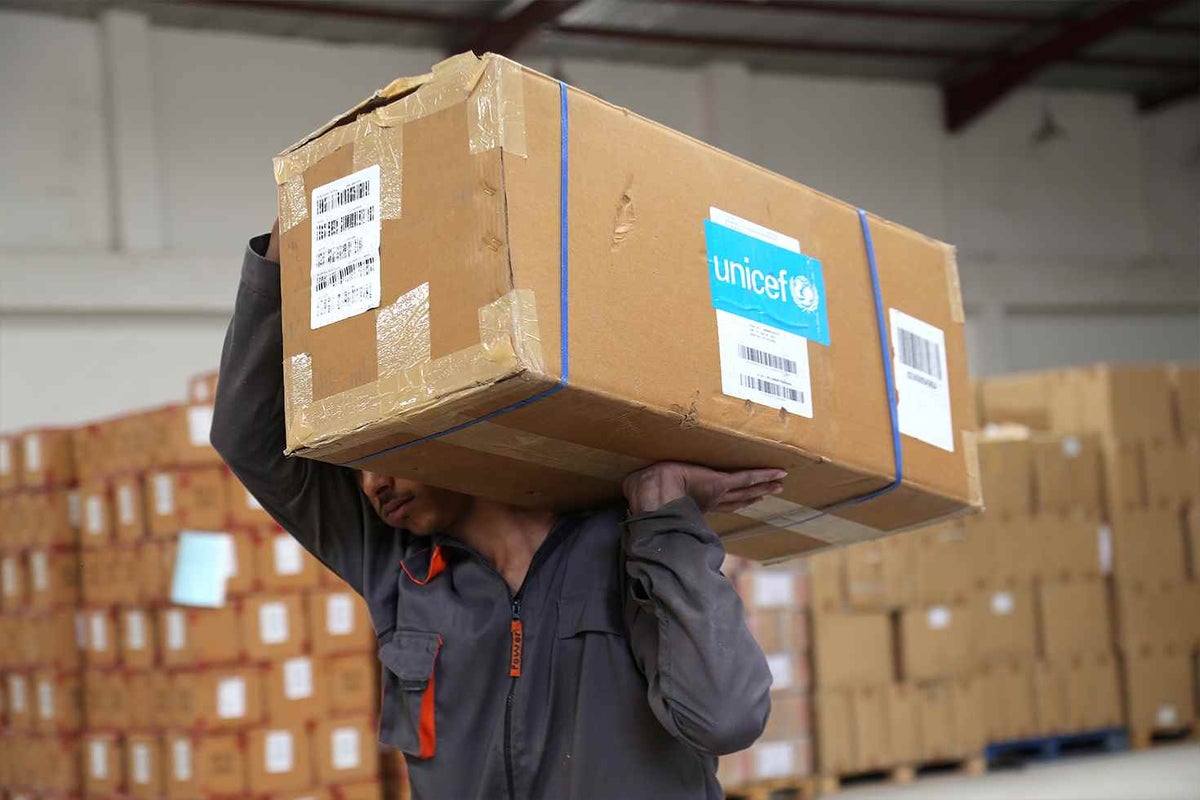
[942,0,1189,134]
[461,0,585,57]
[177,0,484,27]
[1138,78,1200,113]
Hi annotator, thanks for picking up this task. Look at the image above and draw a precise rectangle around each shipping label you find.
[259,601,290,645]
[889,308,954,452]
[283,657,314,700]
[273,535,303,576]
[216,677,247,719]
[326,593,355,636]
[264,730,295,774]
[310,164,382,329]
[331,726,361,770]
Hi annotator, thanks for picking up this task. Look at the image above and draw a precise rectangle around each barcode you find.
[741,375,802,403]
[314,254,376,293]
[896,328,942,380]
[314,237,365,269]
[314,206,376,242]
[313,284,375,317]
[738,344,797,374]
[314,178,372,216]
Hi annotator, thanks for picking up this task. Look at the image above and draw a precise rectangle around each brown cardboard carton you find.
[896,605,969,681]
[1036,579,1110,659]
[953,677,986,753]
[27,547,81,611]
[85,669,129,730]
[1171,364,1200,437]
[159,606,243,667]
[1038,512,1105,582]
[31,488,81,549]
[978,437,1034,517]
[742,737,812,783]
[114,475,149,542]
[1121,649,1196,734]
[85,732,124,796]
[156,404,223,469]
[5,673,32,730]
[314,716,379,784]
[247,725,314,793]
[225,530,257,597]
[80,481,115,548]
[1073,652,1122,731]
[1142,440,1187,506]
[843,534,917,611]
[813,612,892,688]
[127,669,156,729]
[1108,507,1187,588]
[189,371,220,405]
[0,432,21,491]
[84,607,120,668]
[966,514,1032,590]
[145,467,228,537]
[172,666,264,731]
[1100,439,1145,513]
[326,654,377,715]
[1,551,26,610]
[255,528,323,592]
[1112,583,1193,652]
[914,682,957,760]
[912,522,972,604]
[126,734,165,799]
[978,660,1036,742]
[744,607,808,656]
[887,683,920,764]
[110,543,144,607]
[19,428,76,489]
[734,564,808,610]
[309,589,375,656]
[148,670,174,729]
[1051,365,1174,441]
[164,731,247,799]
[805,550,844,613]
[1030,435,1103,514]
[274,52,978,563]
[264,655,329,724]
[1032,660,1068,735]
[27,608,83,670]
[969,586,1036,664]
[41,733,86,795]
[1181,439,1200,498]
[140,538,175,605]
[849,685,890,770]
[81,547,114,606]
[815,689,854,774]
[225,470,276,529]
[241,593,309,662]
[33,670,83,733]
[978,372,1057,430]
[760,690,811,742]
[119,607,158,670]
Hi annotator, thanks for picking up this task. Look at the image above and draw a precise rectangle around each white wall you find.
[1,8,1197,430]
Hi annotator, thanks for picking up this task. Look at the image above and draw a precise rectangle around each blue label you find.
[704,219,829,346]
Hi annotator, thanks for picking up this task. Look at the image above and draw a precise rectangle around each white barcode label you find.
[153,474,174,516]
[216,676,247,719]
[90,739,109,779]
[10,676,27,713]
[31,552,48,591]
[90,611,108,652]
[310,165,382,329]
[68,490,82,527]
[927,606,951,630]
[331,726,361,770]
[166,609,187,651]
[2,557,17,596]
[38,679,54,719]
[991,591,1014,615]
[126,610,147,651]
[273,535,303,576]
[283,657,314,699]
[259,601,290,645]
[24,434,42,472]
[889,309,953,452]
[187,405,214,447]
[86,495,104,536]
[751,571,795,608]
[766,653,794,690]
[753,741,794,779]
[117,485,136,525]
[264,730,294,774]
[0,440,10,474]
[132,743,151,785]
[717,310,813,418]
[326,593,355,636]
[172,739,192,781]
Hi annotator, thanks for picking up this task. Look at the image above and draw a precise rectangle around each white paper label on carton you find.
[1098,525,1113,575]
[766,653,794,691]
[715,310,814,419]
[331,726,361,770]
[153,474,174,516]
[991,591,1014,615]
[31,552,48,592]
[37,679,54,719]
[1156,704,1178,727]
[2,557,16,597]
[10,675,26,712]
[264,730,295,774]
[126,610,146,651]
[75,611,88,648]
[326,593,355,636]
[889,309,954,452]
[927,606,951,630]
[283,657,314,700]
[752,571,796,608]
[246,490,263,510]
[166,610,187,651]
[24,434,42,472]
[86,495,104,536]
[117,485,136,525]
[753,741,794,780]
[90,739,109,779]
[310,164,382,329]
[187,405,214,447]
[173,739,192,781]
[0,440,10,474]
[260,601,289,645]
[90,611,108,652]
[1062,436,1082,458]
[132,743,151,785]
[216,676,247,719]
[68,490,82,527]
[274,535,303,576]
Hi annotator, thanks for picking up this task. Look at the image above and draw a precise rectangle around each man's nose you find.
[360,470,390,497]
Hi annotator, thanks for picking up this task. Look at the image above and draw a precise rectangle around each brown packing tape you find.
[273,52,527,233]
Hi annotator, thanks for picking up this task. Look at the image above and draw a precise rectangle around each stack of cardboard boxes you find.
[0,372,405,800]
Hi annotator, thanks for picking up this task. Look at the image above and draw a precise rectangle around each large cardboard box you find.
[1051,365,1174,441]
[887,683,920,764]
[40,734,86,796]
[159,606,243,667]
[979,660,1037,742]
[85,732,124,796]
[1,551,26,610]
[1069,652,1122,732]
[977,437,1033,518]
[309,589,375,656]
[813,612,892,688]
[247,725,314,793]
[19,428,76,489]
[912,522,972,604]
[224,470,276,529]
[744,607,808,657]
[27,547,82,610]
[114,475,148,542]
[33,670,83,733]
[164,731,246,799]
[171,667,264,731]
[1036,579,1110,659]
[1171,364,1200,437]
[1121,649,1196,734]
[842,535,916,611]
[241,593,309,662]
[896,605,970,682]
[1108,507,1187,589]
[966,514,1033,590]
[1031,435,1103,514]
[127,734,165,799]
[156,404,223,469]
[1038,512,1105,582]
[25,608,82,670]
[1112,583,1193,652]
[6,673,32,730]
[816,691,854,774]
[327,653,377,715]
[977,372,1057,430]
[120,607,158,670]
[145,467,228,537]
[264,655,328,724]
[1142,440,1187,506]
[1100,439,1146,513]
[273,52,979,563]
[805,550,844,613]
[84,607,120,668]
[80,481,116,547]
[314,716,379,785]
[255,528,323,592]
[969,586,1036,664]
[1032,660,1068,735]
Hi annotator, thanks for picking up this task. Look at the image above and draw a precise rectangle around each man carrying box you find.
[211,221,775,800]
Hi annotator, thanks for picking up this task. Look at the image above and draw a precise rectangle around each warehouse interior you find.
[0,1,1197,799]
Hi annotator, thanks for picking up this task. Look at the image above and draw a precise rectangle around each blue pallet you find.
[985,728,1128,765]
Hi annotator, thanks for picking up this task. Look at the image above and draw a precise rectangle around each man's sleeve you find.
[210,234,374,595]
[622,497,772,757]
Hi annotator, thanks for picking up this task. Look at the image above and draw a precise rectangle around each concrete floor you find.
[832,743,1200,800]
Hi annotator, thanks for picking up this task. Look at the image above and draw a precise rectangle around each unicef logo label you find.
[789,275,820,312]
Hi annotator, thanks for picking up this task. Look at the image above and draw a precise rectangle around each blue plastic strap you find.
[343,81,571,466]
